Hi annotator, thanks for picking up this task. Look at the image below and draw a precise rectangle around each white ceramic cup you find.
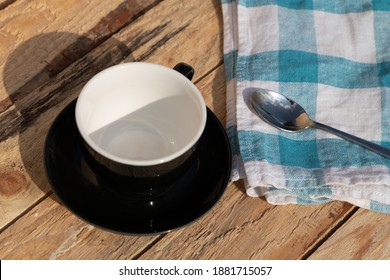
[75,62,207,177]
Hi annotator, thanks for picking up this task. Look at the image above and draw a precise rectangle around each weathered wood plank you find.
[0,195,161,259]
[116,0,223,72]
[0,0,15,10]
[0,0,223,143]
[0,44,224,259]
[196,65,227,123]
[0,49,356,260]
[0,0,163,230]
[0,0,161,113]
[0,0,366,260]
[308,208,390,259]
[137,180,354,259]
[0,0,223,233]
[0,1,225,254]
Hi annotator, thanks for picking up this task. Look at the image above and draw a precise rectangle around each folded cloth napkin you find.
[221,0,390,213]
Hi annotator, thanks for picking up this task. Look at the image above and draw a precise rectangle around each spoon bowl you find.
[250,88,314,131]
[249,88,390,159]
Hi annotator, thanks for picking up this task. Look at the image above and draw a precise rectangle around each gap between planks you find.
[193,61,224,85]
[301,206,359,259]
[0,0,16,10]
[132,204,361,260]
[132,234,168,260]
[0,190,53,235]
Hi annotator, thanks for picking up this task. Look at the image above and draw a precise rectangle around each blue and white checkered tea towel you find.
[222,0,390,213]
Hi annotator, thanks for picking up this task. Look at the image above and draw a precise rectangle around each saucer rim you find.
[44,99,232,235]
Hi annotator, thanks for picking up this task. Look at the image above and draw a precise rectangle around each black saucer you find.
[44,99,232,235]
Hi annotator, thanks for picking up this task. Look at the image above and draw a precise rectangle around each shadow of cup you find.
[2,32,132,194]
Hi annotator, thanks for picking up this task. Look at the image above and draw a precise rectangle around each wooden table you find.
[0,0,389,260]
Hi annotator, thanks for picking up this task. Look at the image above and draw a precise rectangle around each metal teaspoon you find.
[249,88,390,159]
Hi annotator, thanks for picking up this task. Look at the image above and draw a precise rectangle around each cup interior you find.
[75,63,206,166]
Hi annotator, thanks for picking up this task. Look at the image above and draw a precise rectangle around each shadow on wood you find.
[2,32,133,196]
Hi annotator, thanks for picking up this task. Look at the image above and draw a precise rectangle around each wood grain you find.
[1,0,388,260]
[1,28,355,259]
[197,65,227,123]
[0,0,161,114]
[0,0,163,230]
[308,208,390,259]
[0,196,161,259]
[0,0,223,143]
[0,0,223,233]
[138,181,354,259]
[0,0,16,10]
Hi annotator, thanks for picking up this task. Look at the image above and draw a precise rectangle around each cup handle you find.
[173,62,195,81]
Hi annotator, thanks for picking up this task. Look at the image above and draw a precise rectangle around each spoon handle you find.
[312,121,390,159]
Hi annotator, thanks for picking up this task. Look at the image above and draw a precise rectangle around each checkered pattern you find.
[222,0,390,213]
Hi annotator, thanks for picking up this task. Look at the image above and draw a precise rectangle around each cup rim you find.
[75,62,207,166]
